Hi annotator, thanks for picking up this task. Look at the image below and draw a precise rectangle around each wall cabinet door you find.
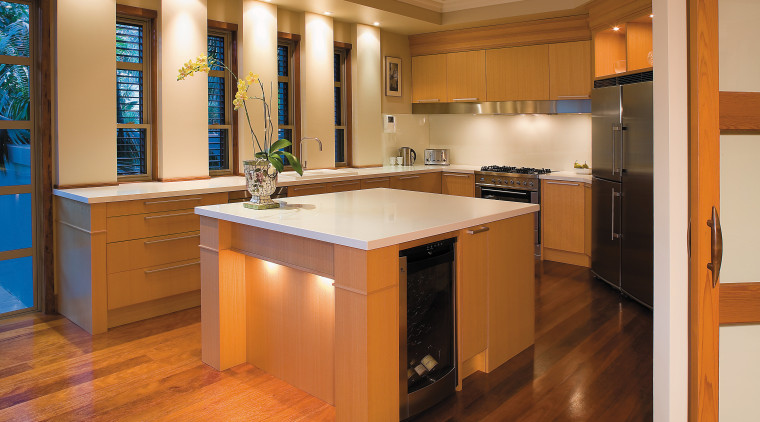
[412,54,448,103]
[390,172,442,193]
[549,41,591,100]
[458,224,489,361]
[486,45,549,101]
[326,180,361,193]
[288,183,329,197]
[446,50,486,103]
[441,173,475,197]
[541,180,585,254]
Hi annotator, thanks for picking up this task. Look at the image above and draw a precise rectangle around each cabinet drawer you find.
[327,180,361,193]
[107,193,227,217]
[288,183,329,197]
[442,173,475,197]
[106,231,200,274]
[107,209,199,243]
[390,172,442,194]
[361,177,390,189]
[107,259,201,310]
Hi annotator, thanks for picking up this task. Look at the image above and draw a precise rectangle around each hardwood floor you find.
[0,261,651,421]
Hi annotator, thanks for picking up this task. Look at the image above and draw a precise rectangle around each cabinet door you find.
[458,224,489,361]
[412,55,447,103]
[549,41,591,100]
[326,180,361,193]
[486,45,549,101]
[360,177,390,189]
[441,173,474,197]
[390,172,442,193]
[446,50,486,103]
[541,180,585,253]
[288,183,329,197]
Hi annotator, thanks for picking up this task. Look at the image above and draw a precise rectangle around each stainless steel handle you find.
[620,125,627,173]
[610,188,622,240]
[144,234,200,245]
[331,181,360,187]
[467,226,490,235]
[707,206,723,288]
[452,98,478,102]
[612,124,622,175]
[144,212,195,220]
[443,173,470,178]
[546,181,580,186]
[399,175,420,180]
[144,260,200,274]
[364,178,389,183]
[557,95,591,99]
[144,197,202,206]
[417,99,440,103]
[293,185,324,191]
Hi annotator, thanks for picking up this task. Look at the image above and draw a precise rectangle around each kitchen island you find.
[195,188,538,421]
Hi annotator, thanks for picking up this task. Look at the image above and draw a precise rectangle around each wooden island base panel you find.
[197,190,537,422]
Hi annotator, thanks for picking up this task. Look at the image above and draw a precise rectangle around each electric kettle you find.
[399,147,416,166]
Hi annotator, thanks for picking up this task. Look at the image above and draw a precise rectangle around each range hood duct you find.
[411,99,591,115]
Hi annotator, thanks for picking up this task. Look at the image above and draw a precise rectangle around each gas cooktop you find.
[478,166,552,175]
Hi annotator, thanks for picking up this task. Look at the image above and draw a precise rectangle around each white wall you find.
[652,0,689,420]
[718,1,760,420]
[382,114,429,164]
[352,24,383,166]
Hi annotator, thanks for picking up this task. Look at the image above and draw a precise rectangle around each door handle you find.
[467,226,490,235]
[706,206,723,288]
[611,189,621,240]
[620,125,627,173]
[612,124,621,175]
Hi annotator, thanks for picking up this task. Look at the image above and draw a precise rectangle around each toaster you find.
[424,149,450,166]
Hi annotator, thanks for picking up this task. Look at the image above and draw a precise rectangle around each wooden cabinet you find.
[446,50,486,103]
[626,22,653,72]
[594,15,653,78]
[541,179,591,267]
[458,224,489,361]
[549,41,592,99]
[360,177,390,189]
[486,45,550,101]
[326,180,361,193]
[412,54,447,103]
[288,183,329,197]
[441,172,475,197]
[390,172,442,193]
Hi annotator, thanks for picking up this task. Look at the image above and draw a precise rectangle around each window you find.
[208,29,234,175]
[116,15,153,180]
[277,37,300,164]
[334,46,351,166]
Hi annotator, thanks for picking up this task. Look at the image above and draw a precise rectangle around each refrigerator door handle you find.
[611,189,622,240]
[620,125,627,173]
[611,125,620,175]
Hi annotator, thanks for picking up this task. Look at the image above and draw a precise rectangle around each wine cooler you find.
[399,238,457,420]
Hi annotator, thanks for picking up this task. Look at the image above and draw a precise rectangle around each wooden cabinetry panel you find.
[106,209,200,243]
[390,172,442,194]
[412,54,447,103]
[106,231,200,274]
[442,173,475,197]
[549,41,592,99]
[360,177,390,189]
[288,183,329,197]
[326,180,361,193]
[486,45,549,101]
[626,22,653,72]
[594,29,627,78]
[446,50,486,102]
[541,180,585,254]
[458,224,489,361]
[107,258,201,310]
[107,193,227,217]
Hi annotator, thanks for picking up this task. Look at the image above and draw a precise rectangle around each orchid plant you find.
[177,55,303,175]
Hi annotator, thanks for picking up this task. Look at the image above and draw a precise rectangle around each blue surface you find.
[0,193,31,253]
[0,256,33,312]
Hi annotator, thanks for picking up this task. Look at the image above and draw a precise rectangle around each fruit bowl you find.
[573,168,591,175]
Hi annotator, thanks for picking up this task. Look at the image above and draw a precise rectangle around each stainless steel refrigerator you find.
[591,78,653,309]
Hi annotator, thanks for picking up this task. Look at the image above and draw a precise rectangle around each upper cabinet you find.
[446,50,486,103]
[412,54,447,103]
[486,45,549,101]
[549,41,592,99]
[593,14,653,78]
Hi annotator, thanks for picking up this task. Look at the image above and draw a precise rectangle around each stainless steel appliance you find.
[591,71,653,309]
[474,166,550,256]
[399,147,417,166]
[424,149,450,166]
[399,238,457,420]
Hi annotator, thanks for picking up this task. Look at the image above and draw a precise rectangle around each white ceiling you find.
[398,0,525,13]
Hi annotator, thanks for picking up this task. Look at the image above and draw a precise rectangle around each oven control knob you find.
[523,181,528,186]
[509,180,514,184]
[529,182,534,187]
[491,179,497,184]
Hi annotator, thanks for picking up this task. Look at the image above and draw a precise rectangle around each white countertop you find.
[54,165,479,204]
[540,171,593,183]
[195,188,539,250]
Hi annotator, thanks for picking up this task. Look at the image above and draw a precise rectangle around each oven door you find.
[478,186,533,203]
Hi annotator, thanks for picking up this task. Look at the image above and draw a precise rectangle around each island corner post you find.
[198,215,401,421]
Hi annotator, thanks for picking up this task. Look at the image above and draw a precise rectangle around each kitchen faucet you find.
[299,137,322,170]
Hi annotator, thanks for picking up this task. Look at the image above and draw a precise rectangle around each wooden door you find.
[688,0,720,419]
[548,41,592,100]
[441,173,474,197]
[446,50,486,103]
[412,54,447,103]
[458,224,488,361]
[486,45,549,101]
[541,180,585,254]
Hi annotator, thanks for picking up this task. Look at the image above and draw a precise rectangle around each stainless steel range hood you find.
[411,99,591,115]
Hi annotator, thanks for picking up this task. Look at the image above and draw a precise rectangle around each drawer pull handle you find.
[144,234,200,245]
[546,182,580,186]
[144,197,203,205]
[418,99,440,103]
[144,212,195,220]
[399,176,420,180]
[145,261,200,274]
[332,182,360,187]
[444,173,470,178]
[466,226,490,235]
[294,185,324,191]
[452,98,478,102]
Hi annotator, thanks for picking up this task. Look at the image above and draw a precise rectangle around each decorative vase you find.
[243,158,280,210]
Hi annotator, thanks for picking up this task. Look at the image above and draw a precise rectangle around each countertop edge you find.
[539,172,593,183]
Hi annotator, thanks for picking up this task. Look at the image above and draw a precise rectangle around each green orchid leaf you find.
[269,138,292,154]
[268,155,284,173]
[254,151,268,160]
[282,151,303,176]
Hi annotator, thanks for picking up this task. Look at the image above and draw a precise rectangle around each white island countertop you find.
[195,188,539,250]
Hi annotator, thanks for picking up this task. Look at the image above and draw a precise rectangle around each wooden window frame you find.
[116,5,157,182]
[334,42,352,167]
[207,21,238,176]
[277,33,301,168]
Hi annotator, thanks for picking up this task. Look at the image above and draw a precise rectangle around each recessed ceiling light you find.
[324,11,332,16]
[649,14,654,18]
[373,22,380,26]
[612,26,620,31]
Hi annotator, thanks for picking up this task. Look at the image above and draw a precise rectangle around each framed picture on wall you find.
[385,56,402,97]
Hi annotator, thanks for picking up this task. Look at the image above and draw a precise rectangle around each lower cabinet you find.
[442,172,475,197]
[458,224,489,361]
[288,183,329,197]
[360,176,391,189]
[390,172,442,193]
[326,180,361,193]
[541,179,591,267]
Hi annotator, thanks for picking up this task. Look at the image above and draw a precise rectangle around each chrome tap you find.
[299,137,322,169]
